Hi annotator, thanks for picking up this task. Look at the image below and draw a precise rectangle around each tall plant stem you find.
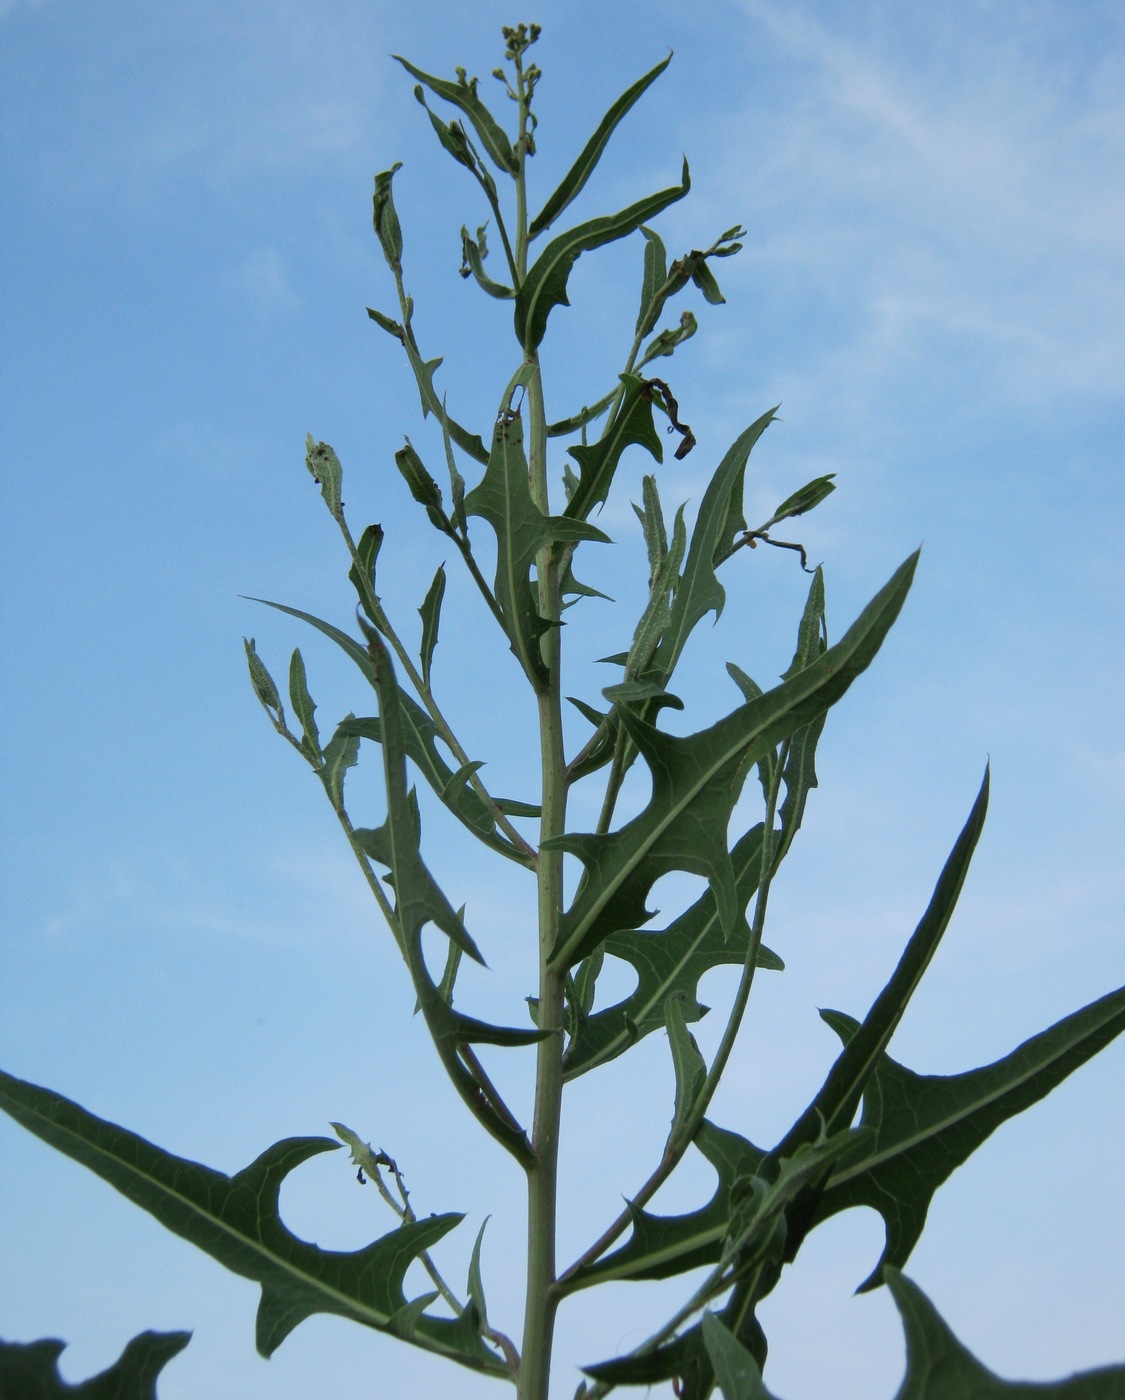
[516,44,565,1396]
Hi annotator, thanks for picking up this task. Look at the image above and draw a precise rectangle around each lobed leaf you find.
[566,1120,767,1289]
[650,408,777,687]
[885,1269,1125,1399]
[0,1330,191,1399]
[563,375,664,523]
[464,373,609,684]
[813,981,1125,1289]
[0,1071,504,1375]
[361,623,542,1163]
[515,161,691,351]
[563,824,782,1081]
[549,552,918,970]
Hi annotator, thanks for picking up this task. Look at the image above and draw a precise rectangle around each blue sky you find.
[1,2,1123,1397]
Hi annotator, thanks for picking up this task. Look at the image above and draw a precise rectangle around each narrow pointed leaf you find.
[393,57,518,174]
[636,225,669,336]
[0,1071,505,1374]
[564,374,664,522]
[349,523,385,620]
[563,824,782,1080]
[372,163,404,272]
[776,768,990,1161]
[288,648,320,759]
[639,473,669,577]
[319,716,360,810]
[244,638,283,720]
[530,55,672,238]
[466,1218,490,1332]
[886,1269,1125,1399]
[515,161,691,350]
[0,1330,191,1400]
[702,1314,780,1400]
[549,552,919,969]
[419,565,446,688]
[813,982,1125,1290]
[763,474,836,529]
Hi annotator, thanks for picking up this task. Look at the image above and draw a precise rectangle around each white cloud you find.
[720,2,1125,412]
[225,245,302,314]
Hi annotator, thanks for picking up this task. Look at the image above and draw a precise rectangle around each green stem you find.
[516,46,566,1396]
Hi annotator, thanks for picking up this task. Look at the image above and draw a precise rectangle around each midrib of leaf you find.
[826,989,1125,1185]
[0,1085,400,1330]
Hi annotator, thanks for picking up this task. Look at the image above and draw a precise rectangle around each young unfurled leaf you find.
[637,310,698,369]
[395,441,448,531]
[638,473,669,578]
[413,85,476,173]
[394,57,518,174]
[464,373,609,684]
[549,552,918,970]
[466,1218,491,1333]
[812,982,1125,1291]
[563,375,663,523]
[305,436,344,519]
[460,225,514,299]
[529,54,673,238]
[563,825,782,1081]
[289,648,321,760]
[515,161,691,351]
[0,1070,505,1376]
[319,715,360,810]
[349,523,385,620]
[762,474,836,530]
[419,565,446,688]
[885,1270,1125,1399]
[0,1330,191,1400]
[602,679,683,709]
[691,258,726,305]
[243,638,283,722]
[439,397,468,532]
[372,163,405,273]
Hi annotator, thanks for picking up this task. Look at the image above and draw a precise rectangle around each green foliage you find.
[2,23,1121,1400]
[0,1331,190,1400]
